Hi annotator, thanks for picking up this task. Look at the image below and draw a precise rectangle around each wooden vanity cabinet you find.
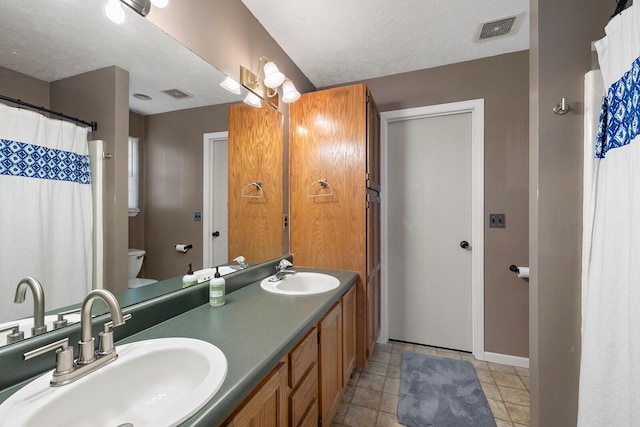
[289,328,318,427]
[319,302,343,425]
[290,83,381,367]
[223,284,356,427]
[226,360,289,427]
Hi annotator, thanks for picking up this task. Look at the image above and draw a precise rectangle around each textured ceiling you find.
[240,0,530,88]
[0,1,242,115]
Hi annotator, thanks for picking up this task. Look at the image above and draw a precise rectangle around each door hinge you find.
[319,418,322,427]
[366,275,370,283]
[282,214,289,230]
[366,349,370,358]
[317,331,321,345]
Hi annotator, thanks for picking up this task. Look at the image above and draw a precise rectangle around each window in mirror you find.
[128,136,140,217]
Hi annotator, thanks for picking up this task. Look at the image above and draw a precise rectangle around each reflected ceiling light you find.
[243,92,263,109]
[220,76,241,95]
[263,61,285,89]
[150,0,169,7]
[281,79,301,104]
[105,0,126,23]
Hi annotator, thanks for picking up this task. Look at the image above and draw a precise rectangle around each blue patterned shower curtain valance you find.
[0,138,91,184]
[596,57,640,158]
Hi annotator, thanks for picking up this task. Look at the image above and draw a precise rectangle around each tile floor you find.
[331,341,530,427]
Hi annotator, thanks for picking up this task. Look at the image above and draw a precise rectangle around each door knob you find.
[212,231,220,237]
[460,240,470,249]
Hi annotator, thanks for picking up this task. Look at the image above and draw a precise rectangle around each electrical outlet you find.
[194,211,202,222]
[489,213,506,228]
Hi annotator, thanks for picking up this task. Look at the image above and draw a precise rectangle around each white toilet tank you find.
[127,249,158,288]
[128,248,146,279]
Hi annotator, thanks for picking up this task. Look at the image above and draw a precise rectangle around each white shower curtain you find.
[0,103,93,323]
[578,6,640,426]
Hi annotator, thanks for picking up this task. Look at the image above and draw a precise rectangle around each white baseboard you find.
[483,351,529,368]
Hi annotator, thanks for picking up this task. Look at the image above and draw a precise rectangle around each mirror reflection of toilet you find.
[127,248,158,289]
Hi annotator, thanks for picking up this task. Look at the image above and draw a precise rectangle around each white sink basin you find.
[0,313,82,346]
[260,272,340,295]
[0,337,227,427]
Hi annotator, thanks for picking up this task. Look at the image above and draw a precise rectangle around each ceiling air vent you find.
[476,12,525,41]
[162,88,193,99]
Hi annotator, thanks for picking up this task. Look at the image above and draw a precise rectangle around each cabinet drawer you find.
[289,327,317,388]
[297,399,319,427]
[290,363,318,427]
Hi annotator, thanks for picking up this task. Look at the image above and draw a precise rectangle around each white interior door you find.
[387,112,473,351]
[203,132,229,268]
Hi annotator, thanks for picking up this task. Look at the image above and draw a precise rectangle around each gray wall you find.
[530,1,611,425]
[50,66,130,294]
[142,104,230,280]
[364,51,530,358]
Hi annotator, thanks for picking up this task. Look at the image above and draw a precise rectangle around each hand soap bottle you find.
[209,266,225,307]
[183,263,197,288]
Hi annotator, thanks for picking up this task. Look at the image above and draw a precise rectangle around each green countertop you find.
[111,267,357,426]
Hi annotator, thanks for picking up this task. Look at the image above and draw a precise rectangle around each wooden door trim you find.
[380,99,485,360]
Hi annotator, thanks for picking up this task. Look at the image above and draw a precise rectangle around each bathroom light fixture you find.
[243,92,263,109]
[281,79,301,103]
[150,0,169,8]
[240,56,301,108]
[105,0,168,23]
[220,76,241,95]
[263,62,285,89]
[105,0,125,23]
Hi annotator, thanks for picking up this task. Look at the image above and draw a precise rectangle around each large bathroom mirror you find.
[0,1,285,344]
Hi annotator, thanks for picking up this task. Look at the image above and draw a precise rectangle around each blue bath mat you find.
[397,351,496,427]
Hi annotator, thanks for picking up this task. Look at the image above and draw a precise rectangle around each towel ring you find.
[241,182,264,199]
[307,179,333,198]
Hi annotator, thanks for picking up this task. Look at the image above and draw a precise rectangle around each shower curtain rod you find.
[0,94,98,132]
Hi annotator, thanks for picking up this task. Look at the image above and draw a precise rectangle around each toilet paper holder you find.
[175,244,193,253]
[509,264,530,279]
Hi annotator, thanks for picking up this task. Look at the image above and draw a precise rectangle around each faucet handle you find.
[99,313,132,355]
[0,324,24,344]
[24,338,74,379]
[277,259,293,271]
[54,308,82,330]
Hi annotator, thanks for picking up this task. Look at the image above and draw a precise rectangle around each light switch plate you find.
[489,213,506,228]
[194,211,202,222]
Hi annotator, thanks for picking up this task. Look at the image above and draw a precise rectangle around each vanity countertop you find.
[121,266,357,426]
[0,267,357,426]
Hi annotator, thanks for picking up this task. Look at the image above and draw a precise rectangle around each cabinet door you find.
[228,103,284,263]
[366,89,381,191]
[342,285,357,387]
[319,302,343,426]
[226,361,288,427]
[289,84,367,274]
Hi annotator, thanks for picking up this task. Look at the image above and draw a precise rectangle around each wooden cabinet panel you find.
[290,363,318,427]
[319,302,343,426]
[228,103,283,263]
[342,285,357,387]
[290,83,380,368]
[366,89,381,191]
[226,361,288,427]
[289,327,317,388]
[298,400,318,427]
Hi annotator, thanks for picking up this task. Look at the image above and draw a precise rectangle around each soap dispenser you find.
[209,266,225,307]
[182,263,197,288]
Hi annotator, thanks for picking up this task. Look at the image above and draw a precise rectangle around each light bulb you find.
[263,61,285,88]
[150,0,169,8]
[219,76,241,95]
[243,92,262,108]
[105,0,125,23]
[281,80,301,103]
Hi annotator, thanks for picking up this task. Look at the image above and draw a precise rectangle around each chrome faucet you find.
[14,277,46,336]
[269,259,296,282]
[23,289,131,387]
